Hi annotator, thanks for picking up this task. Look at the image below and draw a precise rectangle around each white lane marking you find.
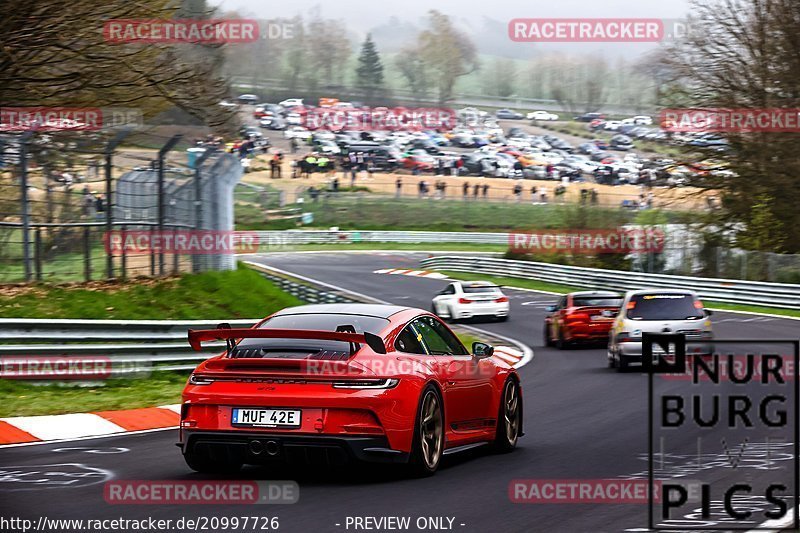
[1,414,126,441]
[0,426,175,449]
[52,446,129,454]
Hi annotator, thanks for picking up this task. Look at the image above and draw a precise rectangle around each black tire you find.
[608,348,617,369]
[493,378,521,453]
[183,451,242,474]
[617,353,629,372]
[497,315,509,322]
[409,386,445,477]
[543,323,554,347]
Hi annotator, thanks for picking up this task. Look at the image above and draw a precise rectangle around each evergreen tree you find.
[355,34,384,101]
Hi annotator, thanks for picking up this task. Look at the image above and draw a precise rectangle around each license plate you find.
[231,408,301,428]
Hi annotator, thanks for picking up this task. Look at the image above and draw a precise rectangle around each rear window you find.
[232,313,389,358]
[463,285,501,294]
[626,294,704,321]
[572,296,622,308]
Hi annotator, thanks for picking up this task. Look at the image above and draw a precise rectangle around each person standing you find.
[513,181,523,202]
[463,181,469,199]
[482,183,489,199]
[473,183,480,199]
[395,177,403,198]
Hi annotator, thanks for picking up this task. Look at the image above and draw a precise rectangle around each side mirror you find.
[545,305,557,313]
[705,309,714,317]
[472,342,494,358]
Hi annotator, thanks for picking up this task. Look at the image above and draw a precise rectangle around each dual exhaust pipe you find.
[248,439,280,456]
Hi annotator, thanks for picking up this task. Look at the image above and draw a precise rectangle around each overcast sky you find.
[214,0,695,59]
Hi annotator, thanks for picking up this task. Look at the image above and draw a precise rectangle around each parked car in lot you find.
[496,109,525,120]
[574,112,605,122]
[402,150,437,172]
[237,94,259,104]
[279,98,304,108]
[527,110,559,121]
[432,282,510,322]
[181,304,522,475]
[607,289,714,371]
[603,121,622,131]
[610,134,634,151]
[283,126,311,141]
[544,292,622,349]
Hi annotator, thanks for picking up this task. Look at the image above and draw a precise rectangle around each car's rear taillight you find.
[617,332,633,343]
[495,296,509,303]
[458,298,472,304]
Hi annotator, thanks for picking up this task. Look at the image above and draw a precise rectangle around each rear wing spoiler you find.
[187,327,387,355]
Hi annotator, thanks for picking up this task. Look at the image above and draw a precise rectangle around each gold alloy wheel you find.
[420,390,443,469]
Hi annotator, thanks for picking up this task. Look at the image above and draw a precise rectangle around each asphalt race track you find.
[1,252,798,533]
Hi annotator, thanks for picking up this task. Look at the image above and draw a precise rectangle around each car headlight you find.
[332,378,399,389]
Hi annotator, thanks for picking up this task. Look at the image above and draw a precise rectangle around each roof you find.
[460,281,499,287]
[272,303,410,319]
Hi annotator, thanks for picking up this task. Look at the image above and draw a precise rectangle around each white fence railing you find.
[419,255,800,309]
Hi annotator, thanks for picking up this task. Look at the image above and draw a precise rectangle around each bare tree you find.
[417,10,479,104]
[0,0,235,131]
[663,0,800,252]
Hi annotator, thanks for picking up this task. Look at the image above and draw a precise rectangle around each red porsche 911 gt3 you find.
[179,304,522,476]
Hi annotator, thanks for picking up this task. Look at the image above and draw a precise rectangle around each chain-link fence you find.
[0,132,243,283]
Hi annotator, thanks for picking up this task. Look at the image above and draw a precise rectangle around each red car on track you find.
[543,291,622,349]
[180,304,522,476]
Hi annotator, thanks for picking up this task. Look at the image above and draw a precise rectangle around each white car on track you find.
[527,110,559,121]
[432,281,510,322]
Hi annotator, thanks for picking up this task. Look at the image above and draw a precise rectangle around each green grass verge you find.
[0,265,302,319]
[236,196,640,232]
[439,270,800,318]
[0,372,189,417]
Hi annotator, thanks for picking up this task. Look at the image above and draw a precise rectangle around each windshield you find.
[572,296,622,308]
[463,286,501,294]
[626,294,705,320]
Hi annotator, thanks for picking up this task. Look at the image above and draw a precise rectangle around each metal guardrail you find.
[0,267,361,374]
[419,255,800,309]
[0,262,529,375]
